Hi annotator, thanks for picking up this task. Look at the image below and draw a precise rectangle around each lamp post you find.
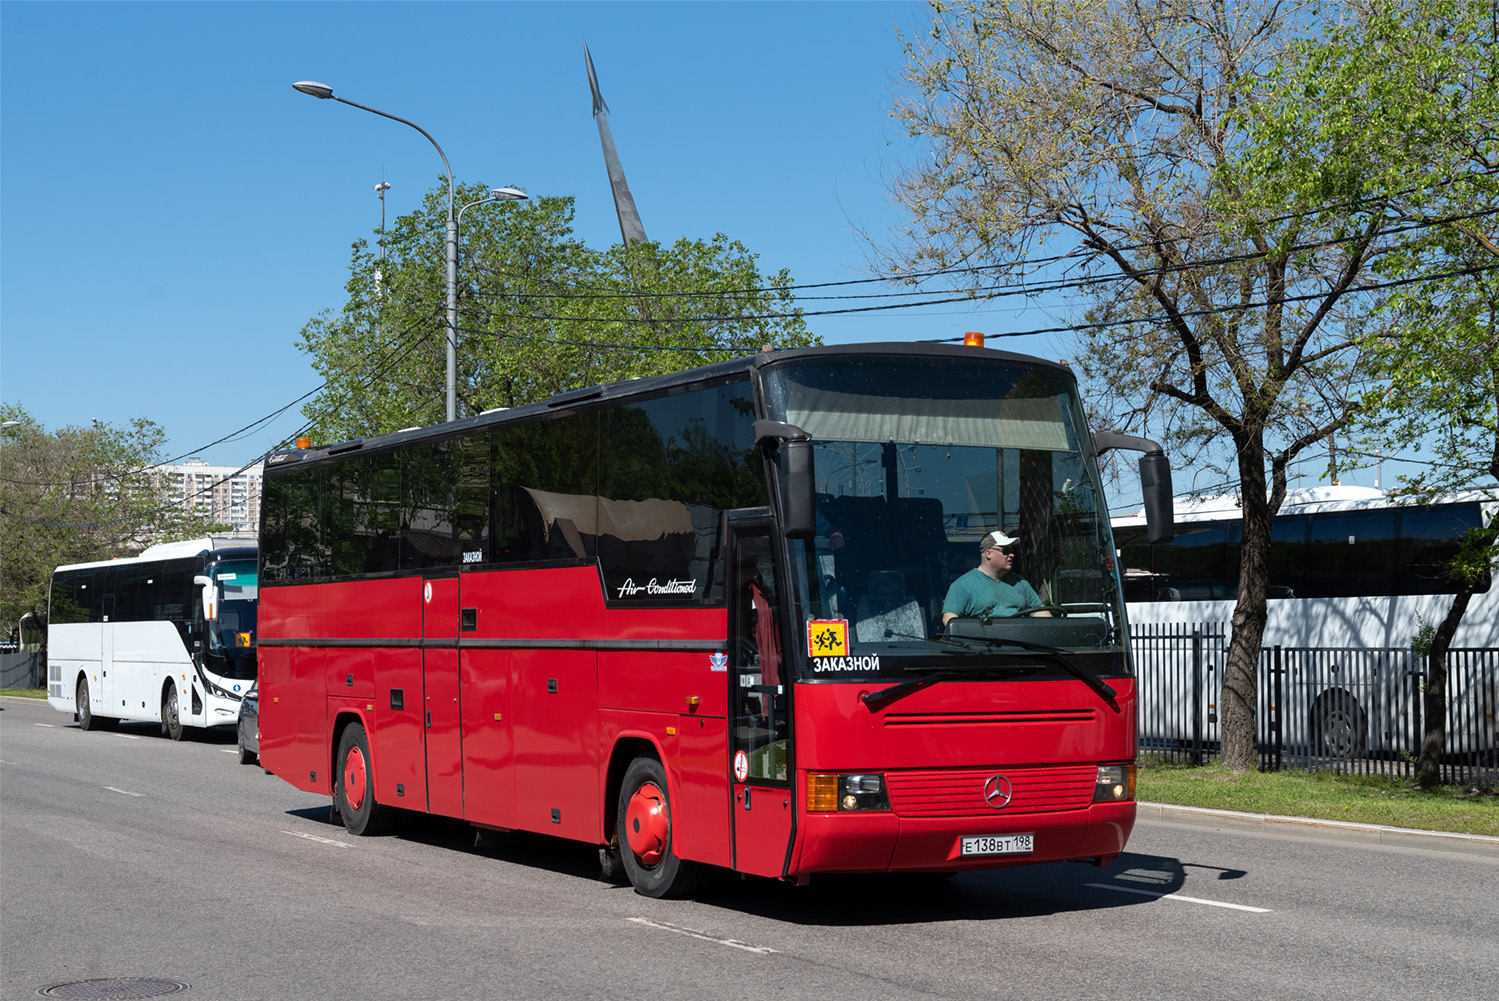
[293,81,464,423]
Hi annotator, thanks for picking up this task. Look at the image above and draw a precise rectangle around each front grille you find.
[885,764,1096,817]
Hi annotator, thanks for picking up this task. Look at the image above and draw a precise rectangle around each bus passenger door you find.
[422,575,464,818]
[727,516,794,878]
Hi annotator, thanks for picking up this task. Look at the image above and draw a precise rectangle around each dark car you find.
[237,682,260,765]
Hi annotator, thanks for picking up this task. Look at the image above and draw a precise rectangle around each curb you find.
[1137,801,1499,858]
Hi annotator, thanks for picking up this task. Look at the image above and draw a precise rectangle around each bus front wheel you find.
[616,756,704,899]
[77,677,100,731]
[161,686,185,741]
[335,723,394,836]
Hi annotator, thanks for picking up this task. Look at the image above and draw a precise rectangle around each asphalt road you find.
[3,694,1495,1001]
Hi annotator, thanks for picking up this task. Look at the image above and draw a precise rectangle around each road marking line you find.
[104,787,144,797]
[108,732,141,739]
[220,748,238,754]
[628,916,777,954]
[1086,882,1272,913]
[33,723,55,728]
[283,830,351,848]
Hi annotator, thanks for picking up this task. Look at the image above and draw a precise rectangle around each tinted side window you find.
[112,561,163,622]
[1399,503,1491,595]
[1267,515,1307,598]
[1304,510,1396,597]
[50,569,93,625]
[1113,525,1155,602]
[1153,523,1229,600]
[262,464,329,582]
[492,414,600,565]
[599,384,762,606]
[92,566,118,623]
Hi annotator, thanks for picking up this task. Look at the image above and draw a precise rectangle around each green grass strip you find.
[1139,759,1499,837]
[0,687,47,699]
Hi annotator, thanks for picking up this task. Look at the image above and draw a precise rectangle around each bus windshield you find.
[208,559,258,654]
[763,354,1126,682]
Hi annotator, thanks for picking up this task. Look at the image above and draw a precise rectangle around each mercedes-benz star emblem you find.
[983,774,1014,809]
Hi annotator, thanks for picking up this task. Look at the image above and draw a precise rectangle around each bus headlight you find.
[807,772,890,812]
[1093,763,1136,803]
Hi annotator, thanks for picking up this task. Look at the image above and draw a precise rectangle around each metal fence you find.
[1131,623,1499,783]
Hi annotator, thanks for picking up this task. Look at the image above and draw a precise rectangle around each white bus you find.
[1114,486,1497,758]
[47,538,259,737]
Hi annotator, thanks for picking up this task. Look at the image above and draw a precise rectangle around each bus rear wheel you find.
[335,723,394,836]
[616,756,704,899]
[1314,691,1366,759]
[161,686,185,741]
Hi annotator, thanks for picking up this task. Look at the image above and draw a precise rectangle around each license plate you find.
[960,833,1035,856]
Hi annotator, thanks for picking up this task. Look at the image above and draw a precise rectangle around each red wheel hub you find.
[343,745,367,811]
[624,781,668,866]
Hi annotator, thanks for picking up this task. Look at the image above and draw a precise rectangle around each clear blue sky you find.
[0,1,1395,510]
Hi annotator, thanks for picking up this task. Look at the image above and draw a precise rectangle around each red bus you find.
[257,342,1174,897]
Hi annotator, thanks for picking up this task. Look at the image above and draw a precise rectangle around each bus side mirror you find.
[193,575,216,629]
[1138,452,1174,545]
[1093,431,1175,545]
[755,420,816,540]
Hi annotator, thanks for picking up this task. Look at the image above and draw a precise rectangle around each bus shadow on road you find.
[689,852,1200,926]
[284,808,608,882]
[273,807,1226,925]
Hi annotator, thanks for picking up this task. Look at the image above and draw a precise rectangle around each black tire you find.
[237,723,257,765]
[77,677,100,731]
[334,723,394,836]
[1314,690,1367,759]
[161,685,185,741]
[616,756,704,899]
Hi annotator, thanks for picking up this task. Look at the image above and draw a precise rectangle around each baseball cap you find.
[980,530,1018,550]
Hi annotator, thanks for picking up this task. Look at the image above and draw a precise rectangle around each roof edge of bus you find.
[1112,483,1499,524]
[54,537,257,572]
[264,341,1077,464]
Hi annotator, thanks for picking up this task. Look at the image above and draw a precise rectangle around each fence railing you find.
[1131,623,1499,782]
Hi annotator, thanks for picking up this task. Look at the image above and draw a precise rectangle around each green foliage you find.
[297,181,814,442]
[0,405,227,634]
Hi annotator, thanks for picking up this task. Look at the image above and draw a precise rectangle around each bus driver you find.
[941,531,1049,625]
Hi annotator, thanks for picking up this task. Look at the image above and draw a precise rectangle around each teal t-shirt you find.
[942,568,1042,619]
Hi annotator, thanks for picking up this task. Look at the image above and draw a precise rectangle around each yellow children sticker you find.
[806,619,849,658]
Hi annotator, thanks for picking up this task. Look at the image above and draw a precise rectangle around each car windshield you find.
[762,354,1127,682]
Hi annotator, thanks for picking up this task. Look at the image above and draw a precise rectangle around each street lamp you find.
[293,81,465,423]
[458,187,528,228]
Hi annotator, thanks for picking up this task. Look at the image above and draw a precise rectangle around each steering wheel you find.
[1022,605,1069,617]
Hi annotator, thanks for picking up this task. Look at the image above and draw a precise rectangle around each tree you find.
[1238,0,1499,783]
[887,1,1420,770]
[0,405,226,637]
[297,181,813,442]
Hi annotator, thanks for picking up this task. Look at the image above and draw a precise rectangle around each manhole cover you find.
[37,979,189,999]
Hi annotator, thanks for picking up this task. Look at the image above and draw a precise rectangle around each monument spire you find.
[585,44,649,247]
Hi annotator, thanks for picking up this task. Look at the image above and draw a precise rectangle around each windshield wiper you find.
[861,664,1044,713]
[935,634,1119,705]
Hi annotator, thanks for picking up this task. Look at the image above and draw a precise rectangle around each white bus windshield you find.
[208,559,259,655]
